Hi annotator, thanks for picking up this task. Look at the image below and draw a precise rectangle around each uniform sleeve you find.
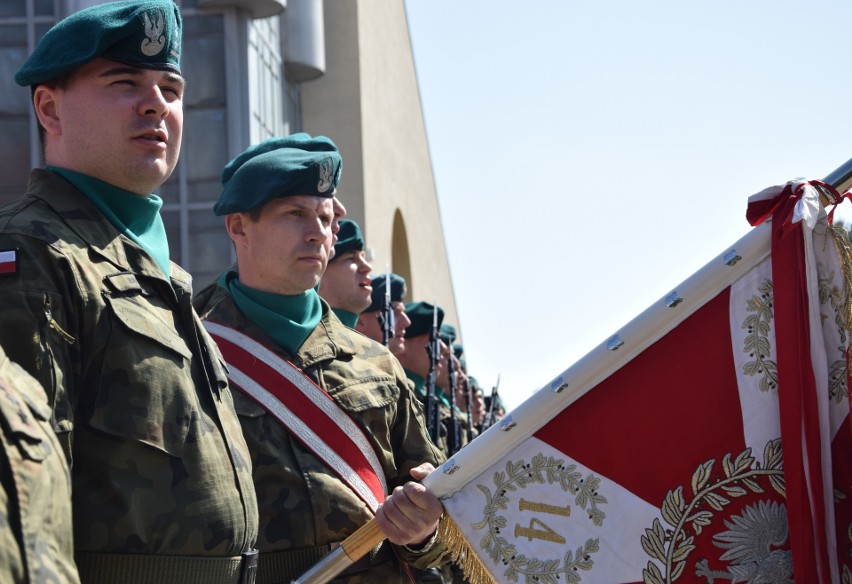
[387,359,451,569]
[388,359,445,481]
[0,233,82,457]
[0,354,80,583]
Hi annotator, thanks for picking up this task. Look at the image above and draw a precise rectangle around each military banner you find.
[421,179,852,583]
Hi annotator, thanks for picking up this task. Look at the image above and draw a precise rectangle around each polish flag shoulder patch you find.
[0,249,18,276]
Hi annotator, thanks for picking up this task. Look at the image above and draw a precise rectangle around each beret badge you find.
[317,156,334,193]
[141,10,166,57]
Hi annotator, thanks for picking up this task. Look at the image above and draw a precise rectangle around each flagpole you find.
[823,156,852,193]
[291,155,852,584]
[418,157,852,500]
[290,521,383,584]
[291,230,775,584]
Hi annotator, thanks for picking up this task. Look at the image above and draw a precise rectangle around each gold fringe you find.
[828,223,852,336]
[438,512,497,584]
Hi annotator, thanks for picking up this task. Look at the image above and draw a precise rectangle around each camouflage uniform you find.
[443,408,472,455]
[435,377,473,456]
[194,283,449,583]
[0,171,258,567]
[405,373,471,458]
[0,344,79,584]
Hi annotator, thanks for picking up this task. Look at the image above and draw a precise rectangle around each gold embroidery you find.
[470,453,606,582]
[641,441,785,583]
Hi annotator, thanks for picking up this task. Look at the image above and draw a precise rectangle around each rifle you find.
[377,267,394,348]
[446,352,461,455]
[481,374,500,431]
[463,376,474,444]
[423,304,441,444]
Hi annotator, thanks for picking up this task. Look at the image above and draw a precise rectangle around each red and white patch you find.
[0,250,16,276]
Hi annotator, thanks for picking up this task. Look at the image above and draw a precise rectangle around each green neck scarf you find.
[220,271,322,356]
[405,370,426,395]
[48,166,171,278]
[331,308,359,329]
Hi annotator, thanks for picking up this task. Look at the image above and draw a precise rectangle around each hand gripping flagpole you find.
[292,156,852,584]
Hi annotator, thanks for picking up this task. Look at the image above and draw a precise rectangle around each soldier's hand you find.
[375,463,443,547]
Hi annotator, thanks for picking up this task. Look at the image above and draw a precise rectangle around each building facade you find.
[0,0,459,328]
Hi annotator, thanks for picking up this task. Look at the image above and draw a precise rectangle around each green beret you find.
[404,301,444,339]
[452,342,464,360]
[215,133,342,216]
[365,273,407,313]
[331,219,364,260]
[439,323,457,345]
[15,0,182,87]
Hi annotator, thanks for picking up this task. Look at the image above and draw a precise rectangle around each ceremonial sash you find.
[203,321,387,512]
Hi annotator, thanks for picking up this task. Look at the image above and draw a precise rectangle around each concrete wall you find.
[300,0,459,328]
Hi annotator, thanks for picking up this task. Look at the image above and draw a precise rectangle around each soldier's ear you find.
[225,213,248,245]
[32,86,62,136]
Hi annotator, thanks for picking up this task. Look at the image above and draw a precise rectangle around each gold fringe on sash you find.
[438,512,497,584]
[828,223,852,336]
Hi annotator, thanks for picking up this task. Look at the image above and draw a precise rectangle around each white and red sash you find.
[203,321,387,512]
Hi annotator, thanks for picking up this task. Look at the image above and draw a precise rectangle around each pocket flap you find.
[105,294,192,360]
[329,376,397,413]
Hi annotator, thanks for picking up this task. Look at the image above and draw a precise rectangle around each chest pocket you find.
[104,273,191,360]
[89,273,197,457]
[327,375,398,413]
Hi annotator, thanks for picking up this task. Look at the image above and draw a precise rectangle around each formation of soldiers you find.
[0,1,503,583]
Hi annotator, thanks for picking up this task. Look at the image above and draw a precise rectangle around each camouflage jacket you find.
[0,345,79,583]
[194,282,449,583]
[0,170,258,557]
[406,372,474,458]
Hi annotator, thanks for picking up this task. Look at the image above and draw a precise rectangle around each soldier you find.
[482,390,508,431]
[194,134,449,583]
[462,374,487,434]
[0,344,80,584]
[435,323,471,455]
[355,272,412,355]
[0,1,259,581]
[330,197,348,252]
[396,302,452,453]
[444,338,486,445]
[437,324,467,394]
[318,218,372,328]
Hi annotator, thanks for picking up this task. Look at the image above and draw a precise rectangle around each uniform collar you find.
[295,300,358,369]
[205,289,357,370]
[27,169,172,284]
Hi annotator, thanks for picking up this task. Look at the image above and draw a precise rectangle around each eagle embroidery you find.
[695,500,793,583]
[141,11,166,57]
[317,157,333,193]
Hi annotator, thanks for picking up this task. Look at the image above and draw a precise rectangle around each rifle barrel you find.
[424,305,441,444]
[464,378,474,443]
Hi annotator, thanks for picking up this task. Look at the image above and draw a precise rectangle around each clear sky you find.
[403,1,852,410]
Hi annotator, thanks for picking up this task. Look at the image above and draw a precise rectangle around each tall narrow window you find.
[248,15,284,142]
[0,0,56,205]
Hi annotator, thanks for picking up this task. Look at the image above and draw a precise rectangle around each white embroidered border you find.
[203,321,388,509]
